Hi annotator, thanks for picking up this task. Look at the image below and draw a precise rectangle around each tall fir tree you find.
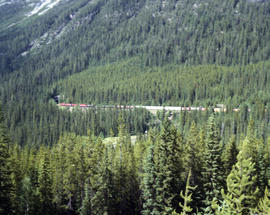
[0,105,13,215]
[10,144,23,214]
[21,176,40,215]
[142,143,157,215]
[155,117,183,214]
[221,135,238,178]
[183,122,204,211]
[39,150,53,215]
[213,151,259,215]
[202,115,223,214]
[80,181,91,215]
[91,147,115,215]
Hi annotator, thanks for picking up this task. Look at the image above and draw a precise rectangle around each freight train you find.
[58,103,242,112]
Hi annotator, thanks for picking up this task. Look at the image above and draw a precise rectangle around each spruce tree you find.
[51,137,68,213]
[155,117,183,214]
[21,176,40,215]
[214,151,259,215]
[0,105,13,215]
[80,181,91,215]
[184,122,204,210]
[39,151,53,215]
[256,141,268,198]
[221,135,238,177]
[125,144,141,215]
[142,143,157,215]
[264,138,270,191]
[202,115,223,213]
[241,135,265,200]
[91,147,115,215]
[256,186,270,215]
[10,144,23,214]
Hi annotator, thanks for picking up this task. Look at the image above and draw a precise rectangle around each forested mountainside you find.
[1,0,270,214]
[1,0,270,145]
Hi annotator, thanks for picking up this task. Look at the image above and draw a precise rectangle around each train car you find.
[80,104,87,108]
[62,103,71,107]
[214,108,221,112]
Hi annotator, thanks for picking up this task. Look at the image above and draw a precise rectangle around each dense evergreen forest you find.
[1,0,270,214]
[1,107,270,215]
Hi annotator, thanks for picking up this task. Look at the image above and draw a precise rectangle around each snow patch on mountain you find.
[27,0,62,16]
[0,0,14,7]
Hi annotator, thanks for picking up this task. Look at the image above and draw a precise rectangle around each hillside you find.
[1,0,270,145]
[2,1,270,215]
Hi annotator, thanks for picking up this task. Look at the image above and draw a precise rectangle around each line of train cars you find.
[58,103,243,112]
[58,103,135,109]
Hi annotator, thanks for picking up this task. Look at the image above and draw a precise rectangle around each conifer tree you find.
[172,169,196,215]
[125,144,141,215]
[184,122,199,180]
[0,105,13,215]
[221,135,238,177]
[264,138,270,188]
[80,181,91,215]
[214,151,259,215]
[91,147,114,215]
[62,134,83,213]
[241,134,265,200]
[184,122,204,210]
[27,147,40,214]
[256,141,268,198]
[21,176,40,215]
[202,115,223,213]
[155,117,183,214]
[142,143,157,215]
[10,144,23,214]
[39,151,53,215]
[256,186,270,215]
[51,137,68,213]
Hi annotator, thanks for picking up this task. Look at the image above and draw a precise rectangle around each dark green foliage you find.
[0,106,13,215]
[202,115,224,213]
[1,0,270,147]
[183,122,204,211]
[1,0,270,214]
[221,135,238,177]
[91,148,115,215]
[39,151,53,215]
[79,182,91,215]
[155,117,183,214]
[142,143,156,215]
[1,115,270,214]
[21,176,41,215]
